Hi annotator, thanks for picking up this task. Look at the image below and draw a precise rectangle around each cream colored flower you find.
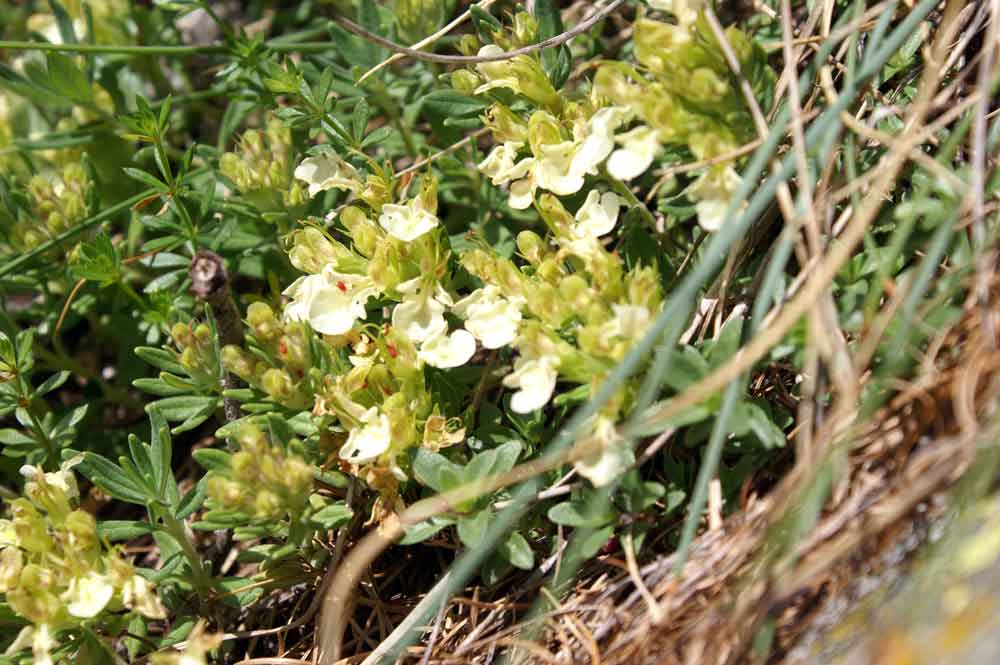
[607,125,661,181]
[392,292,447,344]
[283,268,376,335]
[454,286,523,349]
[418,328,477,368]
[686,165,742,232]
[63,571,114,618]
[123,574,167,619]
[378,196,439,242]
[574,190,624,238]
[602,304,652,341]
[573,417,634,487]
[294,153,360,196]
[477,142,524,185]
[340,407,392,464]
[570,106,629,177]
[503,355,559,413]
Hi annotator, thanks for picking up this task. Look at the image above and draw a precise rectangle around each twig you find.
[189,250,245,422]
[333,0,625,65]
[357,0,499,84]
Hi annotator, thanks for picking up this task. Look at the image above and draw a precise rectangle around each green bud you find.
[231,451,256,483]
[394,0,446,44]
[255,490,282,518]
[484,104,528,143]
[559,274,590,306]
[171,322,192,349]
[516,230,546,265]
[451,70,480,95]
[512,12,538,46]
[222,345,254,380]
[64,509,99,554]
[456,34,480,56]
[262,368,295,402]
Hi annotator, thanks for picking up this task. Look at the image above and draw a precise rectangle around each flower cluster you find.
[205,423,315,521]
[471,6,771,232]
[171,320,223,390]
[214,5,773,504]
[220,115,308,214]
[10,163,91,252]
[1,460,165,665]
[222,302,318,410]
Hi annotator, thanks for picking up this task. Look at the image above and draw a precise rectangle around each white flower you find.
[294,153,360,197]
[573,190,624,238]
[602,304,652,340]
[686,165,742,232]
[570,107,629,177]
[533,140,585,196]
[607,125,661,181]
[340,407,392,464]
[63,571,114,618]
[378,197,440,242]
[503,355,559,413]
[123,574,167,619]
[574,417,634,487]
[454,286,523,349]
[478,142,524,185]
[418,328,477,368]
[283,268,376,335]
[392,293,447,344]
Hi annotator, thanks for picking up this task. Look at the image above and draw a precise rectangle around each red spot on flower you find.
[278,340,288,355]
[387,344,398,358]
[337,281,347,292]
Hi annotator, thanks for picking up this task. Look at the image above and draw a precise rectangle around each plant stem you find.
[161,513,214,600]
[0,40,345,56]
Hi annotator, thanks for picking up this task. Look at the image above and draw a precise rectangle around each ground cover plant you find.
[0,0,998,663]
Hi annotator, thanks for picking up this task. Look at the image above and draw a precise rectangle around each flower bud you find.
[451,70,481,95]
[512,12,538,46]
[516,230,546,265]
[222,345,254,380]
[484,104,528,143]
[394,0,446,44]
[64,509,98,554]
[559,274,590,306]
[171,323,193,349]
[262,368,296,403]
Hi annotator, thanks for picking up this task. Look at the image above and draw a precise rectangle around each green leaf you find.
[501,531,534,570]
[35,371,70,397]
[730,401,786,449]
[176,476,208,519]
[310,502,354,529]
[457,509,491,548]
[98,520,156,541]
[77,451,152,505]
[147,396,219,434]
[70,232,121,286]
[422,90,488,121]
[662,346,710,393]
[413,449,463,493]
[123,167,169,192]
[534,0,571,88]
[192,448,232,472]
[399,516,455,545]
[547,498,616,528]
[45,52,92,105]
[464,440,522,484]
